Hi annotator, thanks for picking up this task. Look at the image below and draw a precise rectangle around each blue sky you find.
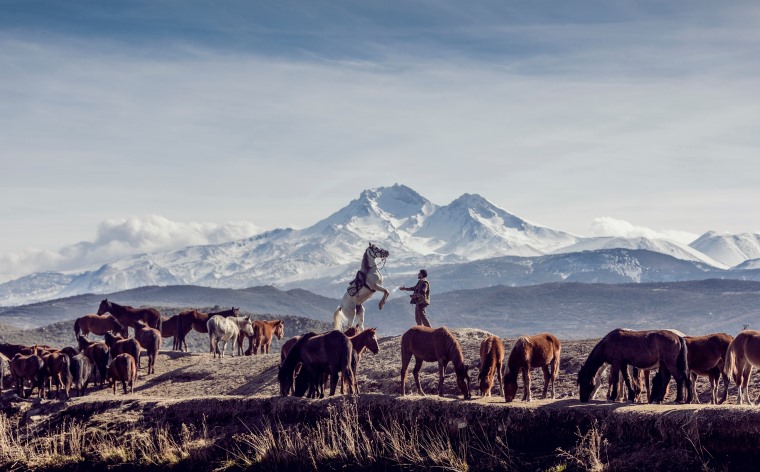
[1,1,759,281]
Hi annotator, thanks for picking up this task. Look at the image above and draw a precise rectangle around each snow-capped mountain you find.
[690,231,760,268]
[0,184,755,307]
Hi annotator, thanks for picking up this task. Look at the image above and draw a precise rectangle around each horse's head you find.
[97,299,110,316]
[366,328,379,355]
[367,243,389,260]
[454,364,471,400]
[232,307,240,317]
[110,317,129,338]
[274,321,284,340]
[577,365,597,403]
[241,317,255,336]
[503,366,519,402]
[478,367,493,397]
[277,365,293,397]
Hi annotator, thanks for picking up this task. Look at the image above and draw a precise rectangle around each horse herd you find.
[0,300,285,399]
[4,301,760,407]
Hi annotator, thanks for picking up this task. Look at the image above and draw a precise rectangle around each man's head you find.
[418,269,428,279]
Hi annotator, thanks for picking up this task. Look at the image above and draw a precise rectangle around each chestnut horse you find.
[160,315,182,351]
[503,333,561,402]
[478,335,505,397]
[653,333,733,404]
[10,353,46,398]
[400,326,471,399]
[135,320,162,374]
[724,330,760,405]
[74,314,128,339]
[578,328,691,403]
[175,307,240,352]
[107,353,138,394]
[98,299,162,334]
[104,332,142,371]
[251,319,284,354]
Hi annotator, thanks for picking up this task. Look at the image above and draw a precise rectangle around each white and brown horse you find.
[333,243,390,331]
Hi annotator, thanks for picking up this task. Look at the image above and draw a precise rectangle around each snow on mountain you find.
[690,231,760,268]
[0,184,753,307]
[732,258,760,270]
[553,236,728,269]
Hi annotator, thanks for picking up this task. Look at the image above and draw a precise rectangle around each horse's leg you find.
[619,364,635,402]
[608,364,621,401]
[437,361,447,397]
[376,285,390,311]
[496,358,504,396]
[540,366,550,399]
[412,357,425,396]
[400,349,411,396]
[691,372,701,404]
[356,304,366,332]
[523,368,532,402]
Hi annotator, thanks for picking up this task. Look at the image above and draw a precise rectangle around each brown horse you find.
[74,313,128,338]
[104,332,142,371]
[338,327,380,394]
[0,343,42,358]
[160,315,182,351]
[107,353,138,394]
[400,326,471,399]
[251,319,284,354]
[175,307,240,352]
[41,351,72,400]
[77,335,110,386]
[651,333,732,404]
[724,330,760,405]
[10,353,46,398]
[70,353,92,397]
[503,333,561,402]
[98,299,162,334]
[135,320,162,375]
[478,335,505,397]
[279,331,354,398]
[578,328,691,403]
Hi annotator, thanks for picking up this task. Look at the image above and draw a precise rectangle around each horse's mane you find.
[578,333,609,383]
[444,330,466,369]
[361,249,372,271]
[478,338,497,381]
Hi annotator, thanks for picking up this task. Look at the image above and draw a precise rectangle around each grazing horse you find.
[333,243,390,331]
[503,333,561,402]
[134,320,162,374]
[653,333,733,404]
[280,330,354,398]
[207,315,254,358]
[10,353,46,398]
[176,307,240,352]
[578,328,691,403]
[400,326,471,399]
[74,314,128,339]
[107,353,137,395]
[70,353,92,397]
[97,299,162,334]
[478,335,505,397]
[104,332,142,371]
[41,351,72,400]
[77,335,110,387]
[724,330,760,405]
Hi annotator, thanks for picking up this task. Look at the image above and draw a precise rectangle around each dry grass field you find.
[2,327,760,471]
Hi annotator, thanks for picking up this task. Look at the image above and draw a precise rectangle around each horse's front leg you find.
[413,357,426,396]
[523,368,532,401]
[619,364,635,402]
[376,285,390,310]
[609,365,621,401]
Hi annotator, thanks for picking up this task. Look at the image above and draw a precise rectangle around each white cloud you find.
[589,217,699,245]
[0,216,258,282]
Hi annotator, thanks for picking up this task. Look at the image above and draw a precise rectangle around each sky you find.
[1,0,759,282]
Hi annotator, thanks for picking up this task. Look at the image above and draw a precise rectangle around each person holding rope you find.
[399,269,431,327]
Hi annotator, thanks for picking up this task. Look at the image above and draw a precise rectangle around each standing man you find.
[399,269,431,327]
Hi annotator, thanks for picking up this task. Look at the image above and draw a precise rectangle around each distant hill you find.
[2,280,760,339]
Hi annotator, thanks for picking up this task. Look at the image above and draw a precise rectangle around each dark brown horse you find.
[70,353,92,397]
[77,335,110,387]
[107,353,137,394]
[175,307,240,352]
[278,331,354,398]
[74,313,128,338]
[135,320,161,375]
[400,326,471,399]
[0,343,41,358]
[104,332,142,371]
[723,330,760,404]
[160,315,182,350]
[478,335,505,397]
[41,351,72,400]
[653,333,733,404]
[10,353,46,398]
[336,327,380,394]
[578,328,691,403]
[98,299,162,334]
[503,333,561,402]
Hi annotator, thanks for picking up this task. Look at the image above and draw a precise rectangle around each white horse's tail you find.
[333,306,345,330]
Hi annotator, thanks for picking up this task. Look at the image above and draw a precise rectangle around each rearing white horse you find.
[333,243,390,331]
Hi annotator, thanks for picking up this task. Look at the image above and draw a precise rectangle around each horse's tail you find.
[60,355,73,389]
[724,339,738,383]
[676,334,688,378]
[333,306,345,331]
[74,318,81,339]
